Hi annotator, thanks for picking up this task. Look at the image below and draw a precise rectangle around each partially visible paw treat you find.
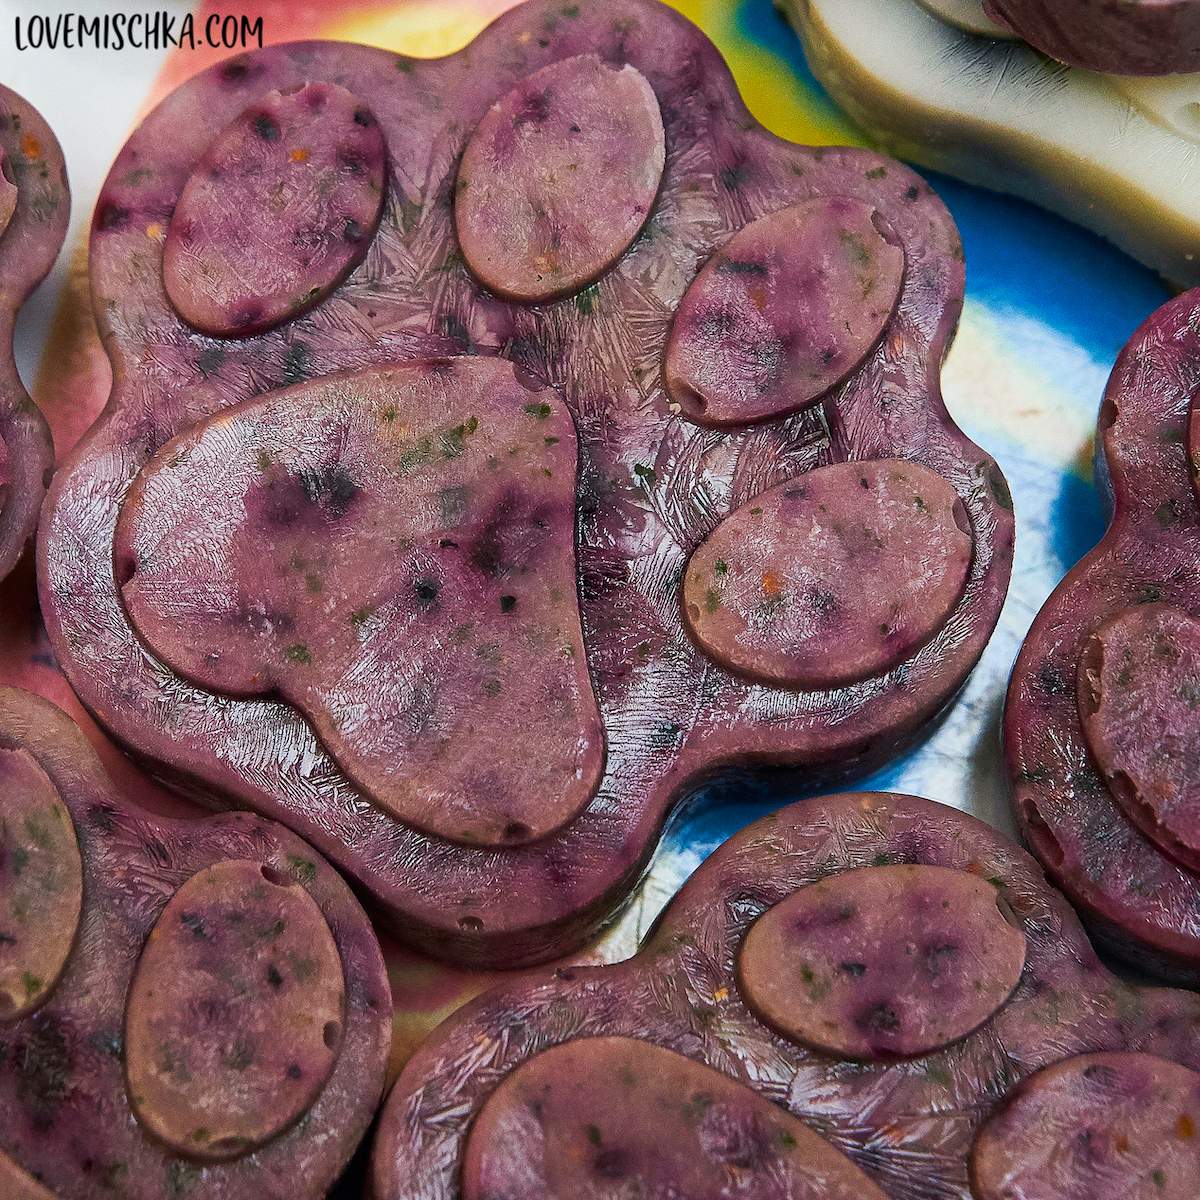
[370,793,1200,1198]
[1006,289,1200,982]
[0,87,68,583]
[985,0,1200,75]
[785,0,1200,289]
[0,687,390,1199]
[971,1053,1200,1200]
[40,0,1013,966]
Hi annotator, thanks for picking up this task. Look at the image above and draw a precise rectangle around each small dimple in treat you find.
[41,0,1014,966]
[971,1053,1200,1200]
[738,864,1026,1059]
[461,1038,888,1200]
[371,792,1200,1199]
[114,358,602,847]
[683,459,973,689]
[455,53,665,302]
[163,81,386,337]
[1078,604,1200,873]
[125,859,346,1161]
[0,749,83,1022]
[664,197,905,426]
[0,687,390,1200]
[1006,289,1200,983]
[0,86,67,585]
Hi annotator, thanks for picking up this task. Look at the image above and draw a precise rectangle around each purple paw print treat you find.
[984,0,1200,75]
[1006,289,1200,983]
[40,0,1013,966]
[370,792,1200,1198]
[0,687,390,1198]
[0,86,67,584]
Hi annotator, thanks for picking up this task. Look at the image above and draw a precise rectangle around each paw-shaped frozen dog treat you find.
[985,0,1200,74]
[370,792,1200,1198]
[1006,289,1200,983]
[0,87,67,584]
[0,687,390,1198]
[40,0,1013,966]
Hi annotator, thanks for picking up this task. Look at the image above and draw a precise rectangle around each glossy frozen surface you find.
[163,81,387,338]
[0,87,67,584]
[1006,290,1200,982]
[124,858,346,1161]
[738,863,1026,1060]
[971,1052,1200,1200]
[1078,603,1200,872]
[682,459,973,689]
[664,197,904,426]
[461,1036,889,1199]
[11,0,1183,1100]
[371,792,1200,1199]
[0,687,390,1200]
[39,0,1012,966]
[455,53,665,302]
[0,748,83,1022]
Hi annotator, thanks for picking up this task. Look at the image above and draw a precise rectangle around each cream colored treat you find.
[785,0,1200,288]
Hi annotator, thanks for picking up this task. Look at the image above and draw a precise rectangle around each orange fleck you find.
[1177,1113,1196,1139]
[713,987,728,1003]
[1113,1133,1129,1154]
[761,570,782,598]
[20,134,41,160]
[289,147,311,163]
[145,223,163,241]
